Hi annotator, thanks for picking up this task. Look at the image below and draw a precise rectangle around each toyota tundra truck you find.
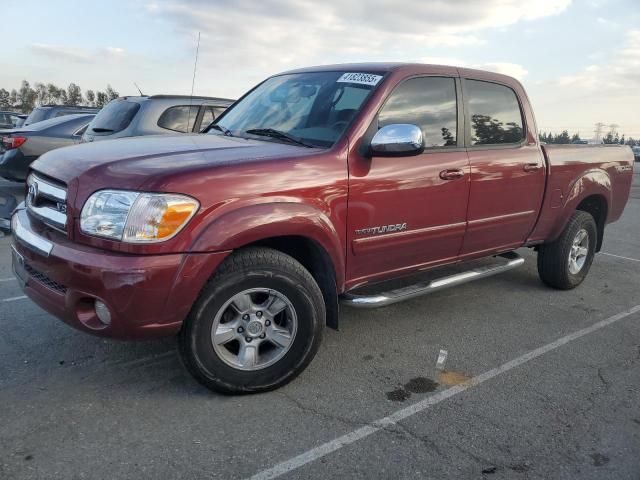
[10,64,634,394]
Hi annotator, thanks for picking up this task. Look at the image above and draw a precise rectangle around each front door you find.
[346,76,470,286]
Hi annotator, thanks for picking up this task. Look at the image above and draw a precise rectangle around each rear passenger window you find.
[157,105,200,132]
[378,77,457,148]
[466,80,524,145]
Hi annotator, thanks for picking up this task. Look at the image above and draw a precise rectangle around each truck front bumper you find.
[10,208,230,339]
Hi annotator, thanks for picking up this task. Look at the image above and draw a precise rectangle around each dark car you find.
[0,111,27,129]
[81,95,234,143]
[24,105,100,126]
[0,113,94,181]
[633,146,640,162]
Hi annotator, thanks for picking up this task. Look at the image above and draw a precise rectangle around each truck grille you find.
[26,173,68,233]
[24,262,68,294]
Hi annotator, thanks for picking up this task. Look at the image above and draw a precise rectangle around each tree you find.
[34,83,48,106]
[603,131,615,144]
[66,83,82,105]
[555,130,571,144]
[571,133,581,143]
[96,91,108,107]
[85,89,95,106]
[105,84,119,101]
[619,134,625,145]
[0,88,10,109]
[17,80,37,113]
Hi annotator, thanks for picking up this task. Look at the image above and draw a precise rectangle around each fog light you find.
[95,300,112,325]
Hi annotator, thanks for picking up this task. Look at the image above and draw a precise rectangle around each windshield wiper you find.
[245,128,314,148]
[208,124,233,136]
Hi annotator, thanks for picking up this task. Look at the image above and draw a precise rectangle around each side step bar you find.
[341,252,525,309]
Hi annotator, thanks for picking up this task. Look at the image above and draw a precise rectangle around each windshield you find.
[213,71,384,148]
[24,107,51,126]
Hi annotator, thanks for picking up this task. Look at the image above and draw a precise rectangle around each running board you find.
[341,252,525,309]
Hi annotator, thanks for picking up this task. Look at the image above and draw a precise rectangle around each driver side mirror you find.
[370,124,424,157]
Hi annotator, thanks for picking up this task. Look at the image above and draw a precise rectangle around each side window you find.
[157,105,200,132]
[200,106,215,129]
[466,80,524,145]
[378,77,457,148]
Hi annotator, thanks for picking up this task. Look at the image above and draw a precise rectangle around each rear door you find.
[459,77,545,257]
[347,75,470,284]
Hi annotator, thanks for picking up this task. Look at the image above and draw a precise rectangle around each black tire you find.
[537,211,598,290]
[179,247,325,394]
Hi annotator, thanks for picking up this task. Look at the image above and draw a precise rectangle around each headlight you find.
[80,190,199,243]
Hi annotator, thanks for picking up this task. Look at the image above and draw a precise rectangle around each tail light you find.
[2,136,27,150]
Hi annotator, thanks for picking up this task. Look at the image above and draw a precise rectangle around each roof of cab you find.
[279,62,519,85]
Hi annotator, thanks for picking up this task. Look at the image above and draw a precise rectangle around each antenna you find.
[187,32,201,133]
[133,82,144,97]
[133,82,145,96]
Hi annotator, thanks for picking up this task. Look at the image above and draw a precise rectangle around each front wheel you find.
[537,211,598,290]
[179,247,325,394]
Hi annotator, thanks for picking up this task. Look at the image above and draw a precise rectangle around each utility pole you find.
[593,122,606,143]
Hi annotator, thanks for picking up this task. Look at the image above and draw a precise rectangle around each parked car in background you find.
[0,112,27,129]
[23,105,100,126]
[12,64,633,394]
[633,146,640,162]
[0,114,94,181]
[81,95,234,143]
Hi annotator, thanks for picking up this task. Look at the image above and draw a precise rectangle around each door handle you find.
[439,169,465,180]
[523,163,542,172]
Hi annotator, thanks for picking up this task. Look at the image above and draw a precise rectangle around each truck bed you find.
[529,144,634,245]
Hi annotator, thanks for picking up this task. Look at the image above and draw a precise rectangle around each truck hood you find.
[31,133,312,188]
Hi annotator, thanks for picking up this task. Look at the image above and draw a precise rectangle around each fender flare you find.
[548,169,611,242]
[189,201,346,290]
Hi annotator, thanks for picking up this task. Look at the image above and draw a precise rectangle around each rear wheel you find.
[537,211,597,290]
[179,247,325,394]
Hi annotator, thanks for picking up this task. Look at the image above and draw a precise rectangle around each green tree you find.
[46,83,62,104]
[603,132,615,144]
[105,84,119,101]
[9,89,17,106]
[66,83,82,105]
[0,88,10,109]
[571,133,581,143]
[85,89,95,106]
[17,80,37,113]
[619,134,625,145]
[34,83,48,106]
[96,91,108,107]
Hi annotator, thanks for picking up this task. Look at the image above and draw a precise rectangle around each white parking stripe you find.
[1,295,27,303]
[248,304,640,480]
[601,252,640,262]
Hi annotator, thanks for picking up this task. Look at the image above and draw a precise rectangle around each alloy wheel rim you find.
[210,288,297,371]
[568,228,589,275]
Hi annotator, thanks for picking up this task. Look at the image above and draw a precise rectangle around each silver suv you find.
[81,95,234,143]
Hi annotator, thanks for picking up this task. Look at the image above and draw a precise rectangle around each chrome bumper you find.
[11,210,53,257]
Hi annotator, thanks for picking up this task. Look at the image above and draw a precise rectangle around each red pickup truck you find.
[11,63,634,394]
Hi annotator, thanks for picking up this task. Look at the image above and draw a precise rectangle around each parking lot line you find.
[247,304,640,480]
[1,295,27,303]
[601,252,640,262]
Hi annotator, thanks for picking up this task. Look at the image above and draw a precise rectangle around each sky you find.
[2,0,640,137]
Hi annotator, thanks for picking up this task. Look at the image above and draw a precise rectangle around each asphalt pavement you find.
[0,173,639,480]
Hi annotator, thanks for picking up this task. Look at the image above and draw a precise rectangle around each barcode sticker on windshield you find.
[337,73,383,86]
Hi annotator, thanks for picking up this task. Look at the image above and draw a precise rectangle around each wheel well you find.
[576,195,607,251]
[241,236,339,329]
